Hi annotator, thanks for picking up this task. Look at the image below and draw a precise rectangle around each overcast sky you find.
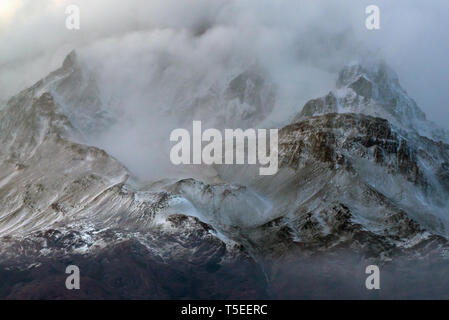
[0,0,448,128]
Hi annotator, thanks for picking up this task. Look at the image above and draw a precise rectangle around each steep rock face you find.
[0,54,267,299]
[224,70,276,122]
[281,114,428,185]
[52,52,114,137]
[0,52,449,299]
[183,68,276,129]
[294,61,449,143]
[213,113,449,260]
[0,215,267,299]
[0,88,128,236]
[49,51,276,133]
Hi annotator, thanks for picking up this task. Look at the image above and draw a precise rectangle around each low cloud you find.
[1,0,448,178]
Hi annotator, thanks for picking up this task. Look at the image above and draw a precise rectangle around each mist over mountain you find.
[2,0,449,127]
[0,0,449,299]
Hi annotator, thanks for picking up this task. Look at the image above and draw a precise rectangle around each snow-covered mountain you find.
[294,61,449,143]
[0,52,448,299]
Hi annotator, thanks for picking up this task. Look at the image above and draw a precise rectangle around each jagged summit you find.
[295,60,448,142]
[14,50,114,139]
[61,49,78,70]
[337,60,399,89]
[1,50,449,298]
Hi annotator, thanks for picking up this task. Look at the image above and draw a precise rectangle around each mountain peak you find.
[335,60,408,107]
[294,60,449,142]
[62,50,78,70]
[336,60,399,89]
